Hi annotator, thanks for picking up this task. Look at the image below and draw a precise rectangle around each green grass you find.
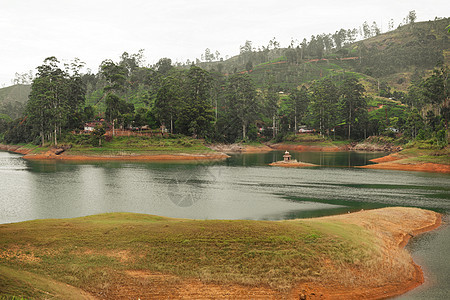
[67,135,213,155]
[382,141,450,165]
[0,266,88,300]
[403,154,450,165]
[0,213,379,297]
[397,146,450,165]
[2,136,215,157]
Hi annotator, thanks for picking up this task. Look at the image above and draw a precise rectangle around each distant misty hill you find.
[0,84,30,120]
[0,84,30,105]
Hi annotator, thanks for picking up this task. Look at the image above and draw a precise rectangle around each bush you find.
[63,133,91,145]
[274,133,285,143]
[247,124,258,141]
[436,129,448,148]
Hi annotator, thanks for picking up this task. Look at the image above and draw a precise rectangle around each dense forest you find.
[0,14,448,147]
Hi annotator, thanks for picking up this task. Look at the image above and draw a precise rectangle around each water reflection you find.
[226,151,387,167]
[1,150,449,298]
[0,151,446,225]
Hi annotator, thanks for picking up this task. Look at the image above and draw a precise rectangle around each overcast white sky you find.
[0,0,448,87]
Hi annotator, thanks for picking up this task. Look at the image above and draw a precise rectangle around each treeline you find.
[0,53,447,147]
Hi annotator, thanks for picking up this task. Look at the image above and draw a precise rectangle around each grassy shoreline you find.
[0,207,441,299]
[361,143,450,173]
[0,136,230,161]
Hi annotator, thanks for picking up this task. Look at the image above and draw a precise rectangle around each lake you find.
[0,150,449,298]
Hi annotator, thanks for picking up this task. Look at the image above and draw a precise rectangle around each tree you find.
[362,21,371,38]
[309,79,340,136]
[65,58,87,130]
[154,73,184,133]
[105,93,121,136]
[27,57,85,146]
[155,58,173,76]
[333,29,347,50]
[300,38,308,59]
[240,40,253,54]
[176,66,214,138]
[204,48,214,62]
[100,59,128,95]
[286,86,309,132]
[371,22,381,36]
[406,79,426,110]
[225,73,257,140]
[407,10,417,25]
[264,77,279,138]
[388,19,395,31]
[339,78,367,139]
[404,109,424,139]
[91,124,106,146]
[245,60,253,72]
[423,66,449,126]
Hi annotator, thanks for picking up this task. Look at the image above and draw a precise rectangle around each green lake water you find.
[0,150,449,298]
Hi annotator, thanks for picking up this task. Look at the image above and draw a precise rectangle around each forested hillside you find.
[0,16,448,147]
[195,18,449,92]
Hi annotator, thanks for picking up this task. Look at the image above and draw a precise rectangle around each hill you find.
[196,18,449,92]
[0,84,30,105]
[0,84,30,119]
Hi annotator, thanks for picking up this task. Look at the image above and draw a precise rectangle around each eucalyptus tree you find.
[27,57,85,146]
[264,77,279,138]
[309,78,340,136]
[339,78,367,139]
[100,59,129,135]
[119,50,145,76]
[286,86,309,132]
[224,73,257,140]
[155,58,173,76]
[154,71,185,133]
[177,66,214,138]
[423,66,449,122]
[65,58,87,130]
[100,59,128,95]
[362,21,371,38]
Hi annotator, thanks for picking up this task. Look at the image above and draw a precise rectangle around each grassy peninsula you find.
[361,140,450,173]
[0,207,440,299]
